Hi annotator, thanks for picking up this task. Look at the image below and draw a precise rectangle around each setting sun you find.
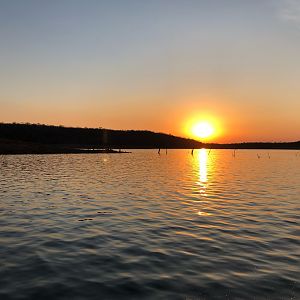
[192,122,215,139]
[183,114,220,141]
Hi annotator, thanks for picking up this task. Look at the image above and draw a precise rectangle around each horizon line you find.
[1,121,299,144]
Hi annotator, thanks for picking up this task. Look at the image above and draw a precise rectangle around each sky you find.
[0,0,300,143]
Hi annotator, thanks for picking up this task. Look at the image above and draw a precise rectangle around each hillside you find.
[0,123,202,153]
[0,123,299,154]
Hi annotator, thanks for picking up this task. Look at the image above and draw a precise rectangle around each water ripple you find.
[0,150,299,299]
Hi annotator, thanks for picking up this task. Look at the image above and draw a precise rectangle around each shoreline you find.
[0,148,131,155]
[1,147,299,155]
[0,140,131,155]
[1,123,299,153]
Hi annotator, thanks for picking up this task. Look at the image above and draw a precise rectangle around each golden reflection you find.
[190,148,215,216]
[197,210,211,216]
[199,148,207,183]
[191,148,209,196]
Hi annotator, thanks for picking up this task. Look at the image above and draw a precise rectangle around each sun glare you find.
[183,113,221,141]
[192,121,215,139]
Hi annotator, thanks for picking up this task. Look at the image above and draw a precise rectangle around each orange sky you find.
[1,1,300,143]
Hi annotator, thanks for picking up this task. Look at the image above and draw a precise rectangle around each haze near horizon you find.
[0,0,300,143]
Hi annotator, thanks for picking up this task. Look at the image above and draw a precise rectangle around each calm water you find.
[0,150,299,300]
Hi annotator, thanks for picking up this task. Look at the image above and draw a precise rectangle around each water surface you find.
[0,150,299,299]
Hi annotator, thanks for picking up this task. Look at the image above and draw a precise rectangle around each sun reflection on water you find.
[191,148,212,215]
[199,148,208,183]
[192,148,210,197]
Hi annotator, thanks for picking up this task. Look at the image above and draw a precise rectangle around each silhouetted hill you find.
[0,123,202,150]
[0,123,299,154]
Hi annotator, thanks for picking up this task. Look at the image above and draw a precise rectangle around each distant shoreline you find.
[0,140,131,155]
[0,123,299,154]
[0,143,299,155]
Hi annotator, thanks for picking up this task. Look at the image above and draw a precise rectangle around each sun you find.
[183,113,221,141]
[191,121,215,139]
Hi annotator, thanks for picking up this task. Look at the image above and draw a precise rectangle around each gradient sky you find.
[1,0,300,142]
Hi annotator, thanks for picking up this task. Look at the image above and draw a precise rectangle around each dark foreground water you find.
[0,150,299,299]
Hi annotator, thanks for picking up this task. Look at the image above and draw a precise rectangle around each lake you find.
[0,149,299,299]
